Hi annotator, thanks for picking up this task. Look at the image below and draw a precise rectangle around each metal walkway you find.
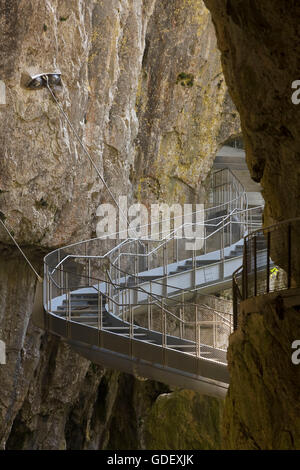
[43,169,264,398]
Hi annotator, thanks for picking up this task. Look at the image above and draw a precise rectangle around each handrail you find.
[47,206,249,274]
[49,256,234,328]
[43,168,256,376]
[47,264,187,324]
[45,169,255,324]
[44,168,249,266]
[232,217,300,329]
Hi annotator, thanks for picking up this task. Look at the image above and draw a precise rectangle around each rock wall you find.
[203,0,300,449]
[134,0,240,204]
[223,292,300,449]
[204,0,300,226]
[144,389,224,450]
[0,0,239,449]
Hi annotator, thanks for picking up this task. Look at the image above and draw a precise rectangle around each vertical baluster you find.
[129,297,133,340]
[179,308,183,339]
[164,307,167,349]
[147,294,151,330]
[254,236,257,296]
[266,231,270,293]
[243,238,248,300]
[194,305,197,357]
[182,291,185,338]
[129,299,133,358]
[198,310,201,359]
[213,312,216,349]
[192,248,196,288]
[233,277,238,331]
[173,233,176,262]
[146,241,149,271]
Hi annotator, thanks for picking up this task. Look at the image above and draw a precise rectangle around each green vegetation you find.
[176,72,194,88]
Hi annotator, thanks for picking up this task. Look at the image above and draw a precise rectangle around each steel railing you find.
[43,169,263,366]
[233,217,300,329]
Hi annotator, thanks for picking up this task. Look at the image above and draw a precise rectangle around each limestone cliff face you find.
[223,293,300,450]
[134,0,240,204]
[204,0,300,226]
[0,0,156,247]
[203,0,300,449]
[144,390,224,450]
[0,0,239,449]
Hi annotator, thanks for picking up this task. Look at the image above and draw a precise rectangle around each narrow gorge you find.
[0,0,299,451]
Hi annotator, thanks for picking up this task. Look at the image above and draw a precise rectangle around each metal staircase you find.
[43,169,264,398]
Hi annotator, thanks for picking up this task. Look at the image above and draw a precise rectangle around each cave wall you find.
[223,292,300,449]
[204,0,300,226]
[203,0,300,449]
[0,0,239,449]
[134,0,240,204]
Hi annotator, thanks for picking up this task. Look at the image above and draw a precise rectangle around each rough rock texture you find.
[0,0,239,449]
[0,0,156,246]
[223,292,300,449]
[204,0,300,226]
[144,390,224,450]
[202,0,300,450]
[134,0,240,204]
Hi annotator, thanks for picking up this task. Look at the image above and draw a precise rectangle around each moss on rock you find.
[144,389,224,450]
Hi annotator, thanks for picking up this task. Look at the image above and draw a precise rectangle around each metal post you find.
[161,300,167,351]
[147,295,151,330]
[173,233,176,262]
[213,312,216,349]
[233,277,238,331]
[88,259,91,285]
[67,289,71,321]
[129,302,133,358]
[124,289,128,322]
[161,301,164,343]
[192,248,196,288]
[134,240,138,278]
[179,308,183,339]
[105,272,108,302]
[181,291,185,338]
[243,239,248,300]
[85,242,88,279]
[146,242,149,271]
[220,219,225,280]
[46,270,49,312]
[198,309,201,358]
[163,244,167,276]
[194,305,197,355]
[60,263,64,293]
[254,236,257,296]
[129,305,133,340]
[164,308,167,349]
[98,282,103,330]
[266,231,270,293]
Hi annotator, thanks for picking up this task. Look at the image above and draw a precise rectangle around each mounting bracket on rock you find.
[26,72,62,89]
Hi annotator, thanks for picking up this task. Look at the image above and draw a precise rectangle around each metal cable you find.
[44,78,143,245]
[0,219,42,282]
